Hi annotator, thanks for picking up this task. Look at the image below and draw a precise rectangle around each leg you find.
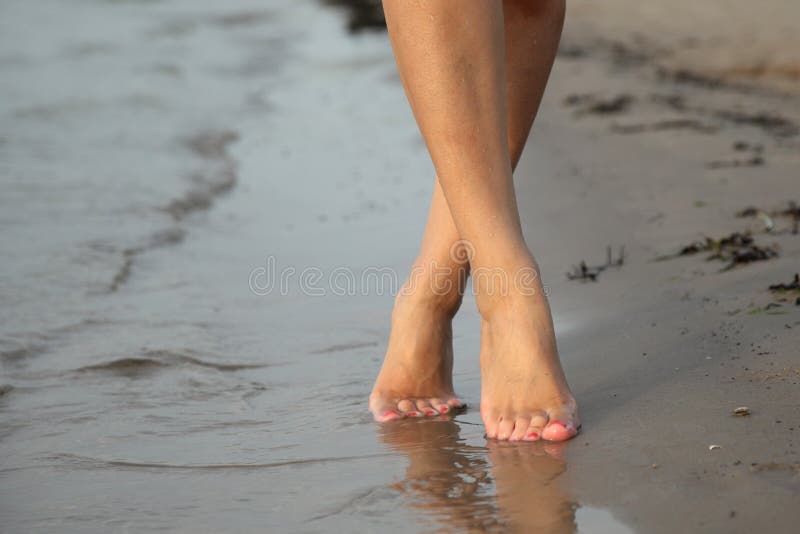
[379,0,578,441]
[369,178,467,421]
[368,0,556,421]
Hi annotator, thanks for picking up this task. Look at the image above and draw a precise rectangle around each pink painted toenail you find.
[407,411,419,417]
[383,410,400,418]
[526,432,540,439]
[439,406,449,413]
[425,409,436,416]
[550,421,569,429]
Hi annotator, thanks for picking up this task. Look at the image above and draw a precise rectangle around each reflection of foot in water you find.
[378,420,576,532]
[378,418,499,531]
[487,441,577,533]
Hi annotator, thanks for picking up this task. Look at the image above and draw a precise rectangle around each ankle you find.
[472,258,546,320]
[395,263,466,317]
[394,286,464,319]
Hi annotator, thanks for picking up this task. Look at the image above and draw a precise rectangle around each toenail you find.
[425,409,436,416]
[550,421,569,429]
[407,411,419,417]
[439,406,449,413]
[383,410,400,418]
[526,432,540,439]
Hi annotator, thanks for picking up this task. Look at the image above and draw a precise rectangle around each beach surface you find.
[1,0,798,532]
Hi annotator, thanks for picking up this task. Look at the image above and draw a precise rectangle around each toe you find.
[447,397,465,409]
[509,417,531,442]
[431,398,451,414]
[397,399,420,417]
[371,401,404,422]
[497,416,516,440]
[415,399,437,417]
[484,413,500,439]
[541,408,579,442]
[522,411,548,441]
[377,409,403,422]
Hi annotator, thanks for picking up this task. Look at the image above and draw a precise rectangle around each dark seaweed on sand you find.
[779,201,800,219]
[567,246,625,282]
[707,156,765,169]
[672,232,751,256]
[655,231,779,271]
[737,201,800,234]
[564,94,634,116]
[708,140,767,169]
[779,201,800,235]
[611,119,718,135]
[716,244,779,271]
[768,273,800,293]
[713,109,799,138]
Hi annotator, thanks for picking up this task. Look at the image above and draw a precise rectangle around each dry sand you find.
[513,2,800,530]
[567,0,800,95]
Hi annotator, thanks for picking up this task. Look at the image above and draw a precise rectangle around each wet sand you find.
[1,0,799,532]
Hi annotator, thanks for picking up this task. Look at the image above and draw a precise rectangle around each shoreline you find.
[1,1,797,531]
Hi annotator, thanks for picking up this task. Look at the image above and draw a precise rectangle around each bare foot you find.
[369,282,466,421]
[478,263,580,442]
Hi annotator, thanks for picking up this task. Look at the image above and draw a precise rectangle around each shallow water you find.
[0,1,633,531]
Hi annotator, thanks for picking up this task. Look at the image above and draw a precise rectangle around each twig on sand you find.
[567,246,625,282]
